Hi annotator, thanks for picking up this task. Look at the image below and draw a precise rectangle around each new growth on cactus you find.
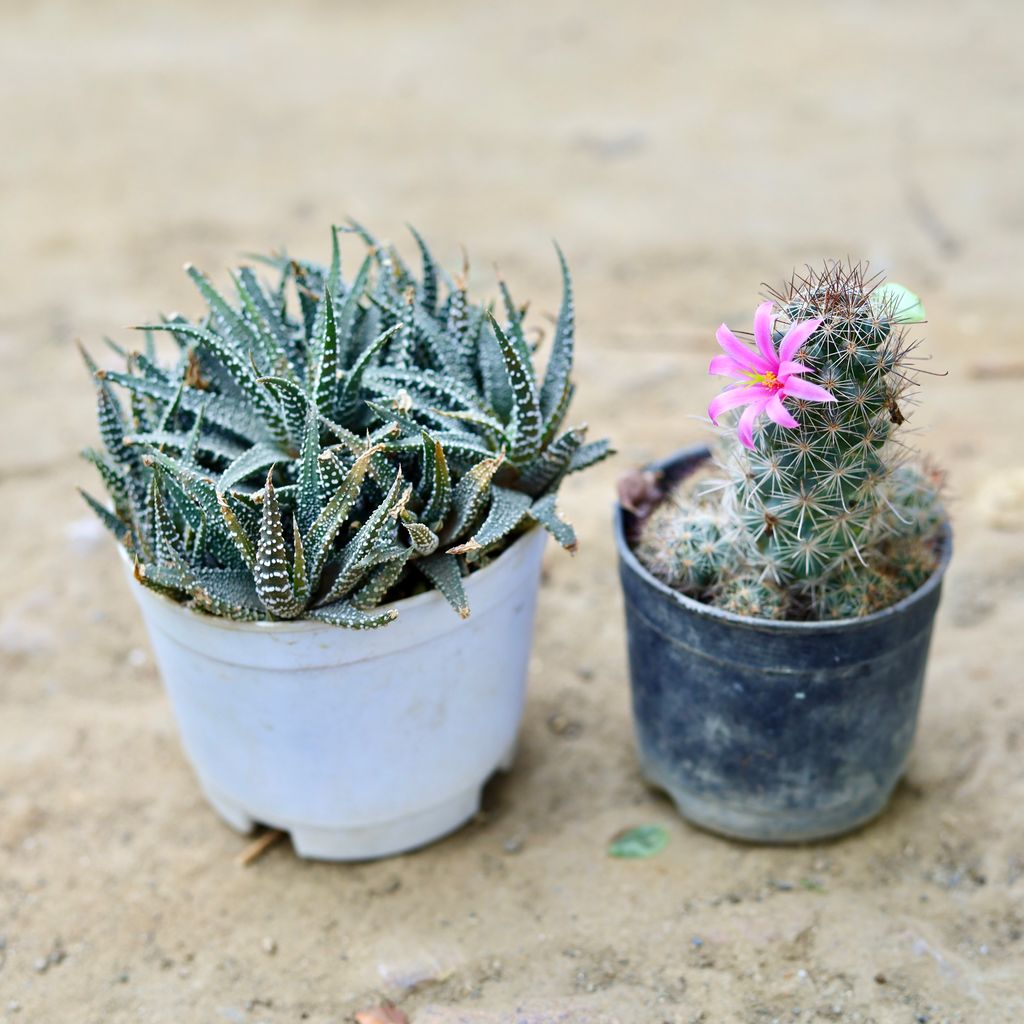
[80,224,612,627]
[633,262,945,621]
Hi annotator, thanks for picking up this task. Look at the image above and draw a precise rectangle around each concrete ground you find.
[2,1,1022,1021]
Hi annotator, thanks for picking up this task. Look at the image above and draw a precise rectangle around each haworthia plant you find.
[81,225,613,627]
[635,261,945,621]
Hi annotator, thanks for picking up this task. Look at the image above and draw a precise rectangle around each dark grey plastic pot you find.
[615,445,951,843]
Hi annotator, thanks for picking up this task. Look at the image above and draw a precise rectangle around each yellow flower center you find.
[746,369,783,391]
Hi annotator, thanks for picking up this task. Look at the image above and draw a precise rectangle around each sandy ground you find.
[2,2,1023,1021]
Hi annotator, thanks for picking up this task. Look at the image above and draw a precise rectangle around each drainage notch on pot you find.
[615,445,952,844]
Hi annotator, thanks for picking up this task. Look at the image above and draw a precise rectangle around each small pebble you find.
[502,835,525,855]
[546,713,582,738]
[261,937,277,955]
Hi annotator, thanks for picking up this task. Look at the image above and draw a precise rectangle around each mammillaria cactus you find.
[80,225,612,627]
[633,262,945,620]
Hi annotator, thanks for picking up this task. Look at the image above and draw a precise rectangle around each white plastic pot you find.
[124,528,547,860]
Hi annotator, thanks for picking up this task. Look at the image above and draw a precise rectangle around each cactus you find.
[634,262,945,621]
[80,225,612,626]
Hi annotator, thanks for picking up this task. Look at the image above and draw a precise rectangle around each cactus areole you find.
[80,225,612,628]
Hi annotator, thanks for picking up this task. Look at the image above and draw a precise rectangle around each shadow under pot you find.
[614,445,951,843]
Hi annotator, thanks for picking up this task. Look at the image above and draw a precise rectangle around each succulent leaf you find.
[539,243,575,423]
[529,493,577,552]
[417,553,469,618]
[254,472,304,619]
[450,486,533,559]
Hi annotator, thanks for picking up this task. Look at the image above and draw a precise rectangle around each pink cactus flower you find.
[708,301,835,450]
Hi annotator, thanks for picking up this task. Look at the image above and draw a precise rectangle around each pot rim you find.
[119,524,544,635]
[614,443,952,634]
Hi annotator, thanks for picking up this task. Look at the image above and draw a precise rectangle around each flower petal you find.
[753,301,777,364]
[782,376,836,404]
[715,324,772,373]
[765,392,799,429]
[708,354,752,379]
[708,385,762,423]
[777,360,810,378]
[779,317,823,363]
[737,397,770,450]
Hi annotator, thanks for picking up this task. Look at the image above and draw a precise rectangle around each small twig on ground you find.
[235,829,286,867]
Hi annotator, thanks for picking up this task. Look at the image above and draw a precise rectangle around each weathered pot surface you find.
[615,445,951,843]
[125,527,547,861]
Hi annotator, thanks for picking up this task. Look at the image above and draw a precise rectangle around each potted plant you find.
[615,262,950,842]
[80,223,611,860]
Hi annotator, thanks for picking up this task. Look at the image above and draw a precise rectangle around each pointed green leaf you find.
[517,425,586,495]
[78,488,131,546]
[218,442,286,492]
[338,323,401,415]
[133,560,190,602]
[99,369,270,440]
[351,549,410,610]
[529,493,576,552]
[305,446,377,582]
[312,287,338,417]
[336,472,408,576]
[317,542,407,607]
[449,486,532,559]
[539,242,575,422]
[489,314,541,465]
[407,224,438,313]
[234,266,295,375]
[296,403,322,536]
[216,493,257,572]
[417,554,469,618]
[307,600,397,629]
[185,263,261,358]
[403,518,439,556]
[444,450,504,543]
[568,438,614,474]
[254,472,303,618]
[419,432,451,531]
[137,321,286,440]
[498,278,534,382]
[335,250,374,369]
[292,513,310,607]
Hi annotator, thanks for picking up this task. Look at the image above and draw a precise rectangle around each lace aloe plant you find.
[633,262,945,620]
[80,224,612,627]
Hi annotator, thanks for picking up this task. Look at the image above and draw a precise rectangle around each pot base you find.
[202,780,486,861]
[646,772,894,844]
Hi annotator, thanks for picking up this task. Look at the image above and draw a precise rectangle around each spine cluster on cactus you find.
[635,262,945,621]
[81,224,612,627]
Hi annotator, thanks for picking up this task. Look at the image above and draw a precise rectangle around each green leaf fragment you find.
[608,825,669,859]
[871,282,926,323]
